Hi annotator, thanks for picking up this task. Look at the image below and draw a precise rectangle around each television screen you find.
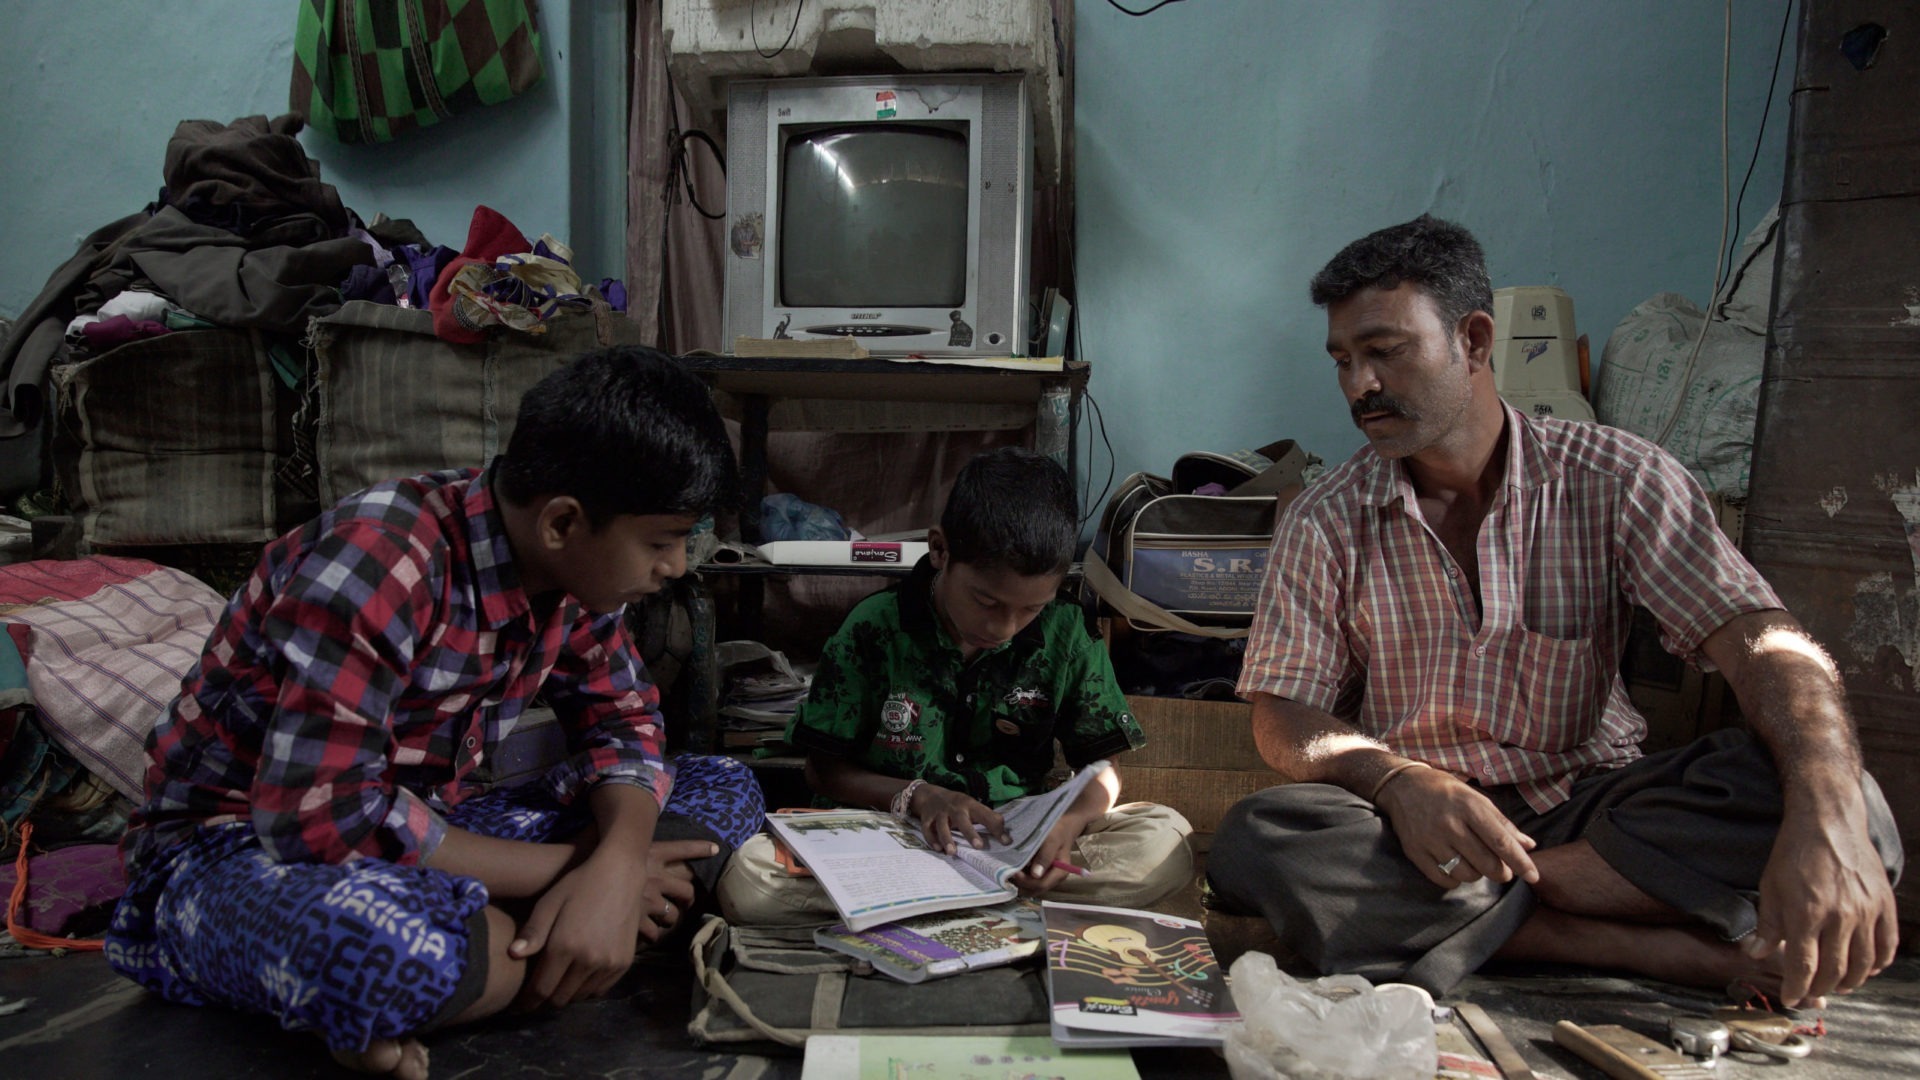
[778,124,969,309]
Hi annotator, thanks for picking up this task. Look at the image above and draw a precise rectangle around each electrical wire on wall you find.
[656,78,729,339]
[1065,229,1117,530]
[1655,0,1793,448]
[1718,1,1795,297]
[752,0,806,59]
[1104,0,1185,16]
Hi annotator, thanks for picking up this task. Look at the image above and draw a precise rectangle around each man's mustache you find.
[1351,392,1410,426]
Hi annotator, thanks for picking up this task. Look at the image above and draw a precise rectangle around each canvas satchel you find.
[1082,439,1317,638]
[687,918,1049,1054]
[291,0,546,145]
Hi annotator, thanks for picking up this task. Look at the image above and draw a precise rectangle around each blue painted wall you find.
[1074,0,1797,487]
[0,0,626,320]
[4,0,1796,500]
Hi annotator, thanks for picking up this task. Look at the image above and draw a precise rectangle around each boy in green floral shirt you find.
[717,449,1193,924]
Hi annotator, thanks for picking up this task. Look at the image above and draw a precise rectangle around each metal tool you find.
[1731,1027,1814,1060]
[1667,1016,1731,1063]
[1553,1021,1718,1080]
[1712,1006,1816,1061]
[1454,1002,1539,1080]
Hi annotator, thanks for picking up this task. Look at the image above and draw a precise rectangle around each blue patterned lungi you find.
[105,753,762,1051]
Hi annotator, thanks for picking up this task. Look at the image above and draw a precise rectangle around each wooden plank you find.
[1747,13,1920,936]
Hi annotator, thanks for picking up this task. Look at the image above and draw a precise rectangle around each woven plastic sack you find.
[291,0,545,145]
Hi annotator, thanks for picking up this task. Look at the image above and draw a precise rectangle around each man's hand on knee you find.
[1375,767,1540,889]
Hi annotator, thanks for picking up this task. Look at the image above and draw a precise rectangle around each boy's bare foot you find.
[332,1036,430,1080]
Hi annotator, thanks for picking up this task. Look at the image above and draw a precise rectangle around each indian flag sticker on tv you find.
[875,90,897,119]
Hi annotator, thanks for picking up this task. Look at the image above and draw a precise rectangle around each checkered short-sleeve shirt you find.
[1237,407,1782,812]
[127,464,670,872]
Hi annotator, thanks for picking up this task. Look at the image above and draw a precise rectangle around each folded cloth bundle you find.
[445,234,592,337]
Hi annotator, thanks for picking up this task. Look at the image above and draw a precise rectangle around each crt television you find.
[723,74,1033,358]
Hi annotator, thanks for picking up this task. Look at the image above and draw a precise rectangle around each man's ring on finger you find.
[662,900,675,918]
[1437,856,1462,875]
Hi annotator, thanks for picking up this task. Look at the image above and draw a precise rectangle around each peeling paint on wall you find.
[1894,470,1920,584]
[1847,572,1918,673]
[1847,470,1920,676]
[1820,486,1849,518]
[1893,286,1920,328]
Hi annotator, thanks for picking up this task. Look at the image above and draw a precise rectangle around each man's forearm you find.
[1250,692,1413,800]
[1704,612,1863,801]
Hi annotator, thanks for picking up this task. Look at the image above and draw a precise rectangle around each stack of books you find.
[716,640,811,749]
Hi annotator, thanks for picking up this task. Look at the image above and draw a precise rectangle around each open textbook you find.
[766,761,1111,932]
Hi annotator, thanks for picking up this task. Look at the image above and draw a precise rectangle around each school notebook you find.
[815,899,1045,983]
[765,761,1110,931]
[1042,900,1240,1047]
[800,1033,1140,1080]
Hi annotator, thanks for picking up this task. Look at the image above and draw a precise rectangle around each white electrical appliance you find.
[1491,285,1595,422]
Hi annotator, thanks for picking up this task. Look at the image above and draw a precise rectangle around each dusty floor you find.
[3,855,1916,1078]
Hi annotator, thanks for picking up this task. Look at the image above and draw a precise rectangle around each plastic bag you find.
[1222,952,1437,1080]
[758,493,851,542]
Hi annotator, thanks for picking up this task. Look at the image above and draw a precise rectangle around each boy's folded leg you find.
[714,832,841,925]
[105,821,493,1054]
[1050,801,1195,909]
[654,752,770,939]
[660,752,767,855]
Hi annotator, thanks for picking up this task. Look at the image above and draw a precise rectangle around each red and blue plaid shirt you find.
[1239,406,1782,812]
[126,465,671,871]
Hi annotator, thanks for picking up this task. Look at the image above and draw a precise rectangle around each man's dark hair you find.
[940,447,1078,577]
[1309,214,1494,329]
[497,345,738,525]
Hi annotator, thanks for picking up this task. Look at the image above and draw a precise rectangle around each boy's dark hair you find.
[940,447,1078,576]
[1309,214,1494,329]
[497,345,738,525]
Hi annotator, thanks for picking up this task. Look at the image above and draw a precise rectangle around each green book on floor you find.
[800,1033,1140,1079]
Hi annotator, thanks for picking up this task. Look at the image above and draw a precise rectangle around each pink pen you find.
[1049,859,1090,877]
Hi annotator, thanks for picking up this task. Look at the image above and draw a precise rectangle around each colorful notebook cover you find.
[1042,900,1239,1046]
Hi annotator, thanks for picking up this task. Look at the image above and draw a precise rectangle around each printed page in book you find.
[767,762,1112,931]
[766,811,1011,930]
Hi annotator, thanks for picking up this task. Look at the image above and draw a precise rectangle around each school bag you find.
[687,918,1049,1054]
[1081,439,1318,639]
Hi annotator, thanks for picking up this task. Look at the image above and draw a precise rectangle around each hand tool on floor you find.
[1552,1020,1717,1080]
[1711,1007,1815,1061]
[1454,1002,1538,1080]
[1665,1016,1729,1063]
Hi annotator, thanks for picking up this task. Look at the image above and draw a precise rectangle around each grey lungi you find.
[1206,728,1904,995]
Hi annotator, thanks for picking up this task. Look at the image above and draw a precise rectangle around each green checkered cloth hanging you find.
[291,0,545,145]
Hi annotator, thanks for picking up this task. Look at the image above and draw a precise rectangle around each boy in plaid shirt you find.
[108,346,763,1078]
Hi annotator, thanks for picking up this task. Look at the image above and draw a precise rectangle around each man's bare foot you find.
[332,1036,430,1080]
[1500,908,1797,999]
